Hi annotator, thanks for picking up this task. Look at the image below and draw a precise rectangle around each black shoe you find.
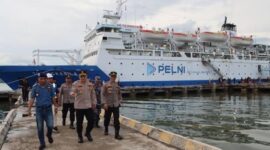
[104,128,109,135]
[48,136,54,144]
[62,120,66,126]
[85,134,93,142]
[69,124,75,129]
[78,137,83,143]
[53,127,58,131]
[39,145,46,150]
[115,135,123,140]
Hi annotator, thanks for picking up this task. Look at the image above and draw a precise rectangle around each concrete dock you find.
[1,106,221,150]
[1,106,176,150]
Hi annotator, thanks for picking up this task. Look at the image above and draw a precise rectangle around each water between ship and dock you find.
[0,92,270,150]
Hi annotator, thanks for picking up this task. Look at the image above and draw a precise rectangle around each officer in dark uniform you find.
[19,78,30,102]
[101,71,123,140]
[28,73,57,150]
[93,76,103,128]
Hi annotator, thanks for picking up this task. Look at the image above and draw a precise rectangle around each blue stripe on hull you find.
[0,65,109,90]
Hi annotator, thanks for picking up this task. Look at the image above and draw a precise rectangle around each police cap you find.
[109,71,117,76]
[79,70,87,76]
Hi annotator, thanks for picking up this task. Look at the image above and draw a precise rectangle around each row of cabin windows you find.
[112,62,249,68]
[116,72,256,76]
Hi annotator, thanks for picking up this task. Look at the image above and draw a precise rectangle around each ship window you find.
[142,73,144,76]
[120,62,123,65]
[103,37,108,40]
[130,35,132,38]
[185,53,191,57]
[120,73,123,76]
[131,73,134,76]
[131,62,134,65]
[109,62,111,64]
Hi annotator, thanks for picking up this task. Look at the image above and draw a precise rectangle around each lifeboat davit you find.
[140,29,169,42]
[200,32,228,42]
[230,36,253,47]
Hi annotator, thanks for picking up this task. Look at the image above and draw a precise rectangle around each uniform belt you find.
[36,105,52,108]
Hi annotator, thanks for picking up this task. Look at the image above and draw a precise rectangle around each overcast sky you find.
[0,0,270,65]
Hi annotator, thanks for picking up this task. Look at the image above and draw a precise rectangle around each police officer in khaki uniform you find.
[102,71,123,140]
[71,71,97,143]
[59,75,75,129]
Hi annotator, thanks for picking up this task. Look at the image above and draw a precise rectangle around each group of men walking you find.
[28,70,123,150]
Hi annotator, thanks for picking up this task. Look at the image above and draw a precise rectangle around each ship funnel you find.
[224,16,227,24]
[221,16,237,33]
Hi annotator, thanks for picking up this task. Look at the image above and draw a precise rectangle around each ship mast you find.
[103,0,127,24]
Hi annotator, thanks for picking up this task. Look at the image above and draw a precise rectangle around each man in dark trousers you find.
[59,75,75,129]
[28,73,57,150]
[19,78,30,102]
[71,71,96,143]
[93,76,103,128]
[102,71,123,140]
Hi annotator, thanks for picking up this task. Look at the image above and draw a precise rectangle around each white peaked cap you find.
[47,73,53,78]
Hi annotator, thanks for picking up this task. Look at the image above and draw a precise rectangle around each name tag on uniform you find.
[47,86,51,92]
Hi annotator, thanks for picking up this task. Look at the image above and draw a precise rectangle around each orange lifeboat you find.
[140,29,169,42]
[200,32,228,42]
[173,33,197,43]
[230,36,253,47]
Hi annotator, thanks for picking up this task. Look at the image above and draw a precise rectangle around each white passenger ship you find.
[81,0,270,87]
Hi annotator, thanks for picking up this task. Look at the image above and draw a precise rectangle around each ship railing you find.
[106,48,270,61]
[236,54,269,61]
[107,48,184,57]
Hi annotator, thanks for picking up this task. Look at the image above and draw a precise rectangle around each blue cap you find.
[38,73,47,78]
